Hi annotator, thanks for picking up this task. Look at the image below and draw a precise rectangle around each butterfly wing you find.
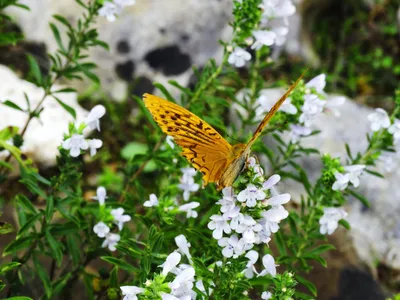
[143,94,233,185]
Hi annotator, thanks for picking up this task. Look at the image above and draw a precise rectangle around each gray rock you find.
[5,0,233,100]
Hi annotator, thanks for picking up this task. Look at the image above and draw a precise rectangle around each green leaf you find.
[365,169,384,178]
[168,80,193,96]
[295,275,317,297]
[4,297,34,300]
[306,244,335,256]
[53,87,77,93]
[53,15,73,30]
[0,222,13,235]
[53,96,76,118]
[49,23,65,52]
[294,291,315,300]
[313,255,327,268]
[16,194,37,215]
[27,54,43,86]
[0,126,19,141]
[101,256,139,273]
[45,196,54,223]
[66,234,81,267]
[274,231,287,255]
[109,267,118,287]
[338,219,351,230]
[33,254,52,298]
[3,236,35,256]
[153,83,176,102]
[2,100,24,112]
[17,212,42,237]
[0,261,21,274]
[45,229,63,266]
[347,189,370,208]
[81,69,100,84]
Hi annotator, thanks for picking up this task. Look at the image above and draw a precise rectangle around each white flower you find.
[260,0,296,19]
[251,30,276,50]
[256,94,297,119]
[289,124,312,143]
[388,119,400,143]
[271,26,289,46]
[299,94,326,127]
[144,193,159,207]
[332,172,350,191]
[236,215,262,244]
[237,184,266,207]
[62,134,88,157]
[319,207,347,235]
[208,215,231,239]
[99,2,121,22]
[179,202,200,218]
[368,108,390,132]
[262,205,289,223]
[262,174,281,190]
[262,291,273,299]
[120,286,144,300]
[266,193,291,207]
[85,105,106,131]
[306,74,326,94]
[87,139,102,156]
[166,135,175,149]
[178,174,199,201]
[169,267,195,290]
[114,0,136,7]
[217,234,250,258]
[92,186,107,205]
[175,235,191,262]
[111,207,131,230]
[378,152,398,173]
[216,186,236,213]
[181,167,197,180]
[325,96,346,117]
[228,47,251,68]
[161,252,181,276]
[224,207,243,230]
[93,221,110,238]
[244,250,259,279]
[258,254,277,277]
[102,233,120,251]
[255,228,272,244]
[344,164,366,188]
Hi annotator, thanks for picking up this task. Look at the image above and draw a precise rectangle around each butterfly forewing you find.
[143,94,234,185]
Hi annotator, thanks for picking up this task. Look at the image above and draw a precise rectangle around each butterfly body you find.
[143,72,304,191]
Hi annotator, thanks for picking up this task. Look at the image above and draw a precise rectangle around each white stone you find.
[0,65,88,167]
[5,0,233,100]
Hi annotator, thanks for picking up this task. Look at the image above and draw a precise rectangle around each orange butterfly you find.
[143,74,303,190]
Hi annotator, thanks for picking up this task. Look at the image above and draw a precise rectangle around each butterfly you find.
[143,73,304,191]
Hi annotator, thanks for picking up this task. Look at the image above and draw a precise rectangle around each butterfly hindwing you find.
[143,94,233,185]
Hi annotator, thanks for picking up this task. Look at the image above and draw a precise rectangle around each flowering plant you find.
[0,0,398,299]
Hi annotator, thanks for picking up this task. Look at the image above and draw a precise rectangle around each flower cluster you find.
[296,74,345,135]
[208,159,290,260]
[319,207,348,235]
[120,235,211,300]
[92,186,131,251]
[99,0,136,22]
[228,0,296,68]
[62,105,105,157]
[144,168,200,219]
[332,164,366,191]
